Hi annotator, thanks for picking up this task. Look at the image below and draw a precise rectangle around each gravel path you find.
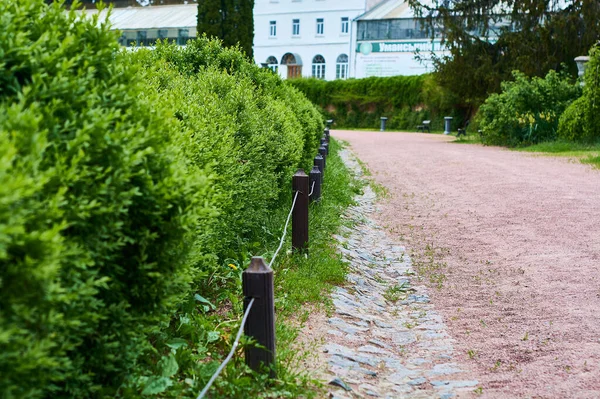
[332,130,600,398]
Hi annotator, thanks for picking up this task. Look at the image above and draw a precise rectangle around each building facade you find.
[253,0,370,80]
[82,4,198,47]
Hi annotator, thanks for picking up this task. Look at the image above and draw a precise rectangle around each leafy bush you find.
[558,96,587,141]
[0,1,212,397]
[582,46,600,142]
[478,70,581,146]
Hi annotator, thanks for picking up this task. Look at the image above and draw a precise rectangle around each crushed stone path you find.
[322,148,478,399]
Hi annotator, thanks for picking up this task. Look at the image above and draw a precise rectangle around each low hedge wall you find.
[288,75,431,130]
[0,1,322,397]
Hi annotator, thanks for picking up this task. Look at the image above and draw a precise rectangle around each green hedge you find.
[0,2,212,397]
[288,75,430,130]
[477,70,581,147]
[0,2,322,398]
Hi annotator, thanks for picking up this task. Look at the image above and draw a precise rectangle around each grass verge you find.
[182,138,358,398]
[515,141,600,168]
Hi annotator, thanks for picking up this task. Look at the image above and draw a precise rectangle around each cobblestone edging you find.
[323,149,478,399]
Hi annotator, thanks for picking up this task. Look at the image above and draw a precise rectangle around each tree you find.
[197,0,255,59]
[409,0,600,111]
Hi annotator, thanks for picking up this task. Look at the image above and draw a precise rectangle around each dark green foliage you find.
[0,1,324,398]
[0,1,212,397]
[478,70,581,146]
[410,0,600,109]
[558,46,600,143]
[288,75,437,130]
[197,0,255,59]
[558,96,587,142]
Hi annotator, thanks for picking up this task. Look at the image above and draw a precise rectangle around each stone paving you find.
[323,149,478,399]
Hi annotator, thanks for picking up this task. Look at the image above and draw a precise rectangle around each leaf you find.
[166,338,188,350]
[142,376,173,395]
[160,354,179,377]
[194,294,215,310]
[207,331,220,343]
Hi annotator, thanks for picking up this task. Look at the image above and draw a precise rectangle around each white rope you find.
[196,184,304,397]
[196,298,256,399]
[269,190,299,269]
[308,180,316,197]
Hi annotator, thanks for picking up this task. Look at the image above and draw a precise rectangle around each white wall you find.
[253,0,366,80]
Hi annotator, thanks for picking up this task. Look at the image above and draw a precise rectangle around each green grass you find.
[516,141,600,168]
[191,138,358,398]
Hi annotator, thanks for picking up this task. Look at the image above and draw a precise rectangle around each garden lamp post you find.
[575,56,590,85]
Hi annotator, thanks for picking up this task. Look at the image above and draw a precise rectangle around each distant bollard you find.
[309,166,322,203]
[314,154,325,184]
[323,142,329,156]
[321,137,327,146]
[380,117,388,132]
[243,257,276,377]
[318,146,327,169]
[292,170,309,253]
[444,117,453,135]
[324,128,330,143]
[326,119,334,128]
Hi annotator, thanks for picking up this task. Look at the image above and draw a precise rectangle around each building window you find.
[341,17,349,34]
[266,56,278,72]
[178,29,189,45]
[316,18,324,35]
[136,31,148,46]
[270,21,277,37]
[336,54,348,79]
[292,19,300,36]
[312,55,326,79]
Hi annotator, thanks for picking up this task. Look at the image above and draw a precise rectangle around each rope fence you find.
[195,126,331,397]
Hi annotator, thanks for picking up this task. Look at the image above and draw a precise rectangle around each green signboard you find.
[357,41,442,55]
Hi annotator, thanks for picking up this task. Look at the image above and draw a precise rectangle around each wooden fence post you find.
[318,146,327,169]
[314,154,325,185]
[292,170,309,253]
[309,166,321,203]
[243,256,276,377]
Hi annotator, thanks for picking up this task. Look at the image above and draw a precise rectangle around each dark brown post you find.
[292,170,309,253]
[318,146,327,169]
[309,166,321,203]
[314,154,324,185]
[243,257,276,377]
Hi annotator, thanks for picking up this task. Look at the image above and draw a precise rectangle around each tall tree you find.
[198,0,255,59]
[409,0,600,111]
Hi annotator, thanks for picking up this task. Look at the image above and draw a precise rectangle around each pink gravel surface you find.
[333,130,600,398]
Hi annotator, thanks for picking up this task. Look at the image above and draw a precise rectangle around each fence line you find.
[196,297,256,399]
[195,128,330,397]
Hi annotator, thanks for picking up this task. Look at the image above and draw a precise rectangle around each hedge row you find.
[288,75,431,130]
[0,1,322,397]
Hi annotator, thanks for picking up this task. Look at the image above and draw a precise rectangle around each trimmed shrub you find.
[288,75,430,130]
[0,1,212,397]
[133,40,323,261]
[478,70,581,146]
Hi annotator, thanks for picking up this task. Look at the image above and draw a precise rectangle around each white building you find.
[253,0,381,80]
[82,4,198,47]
